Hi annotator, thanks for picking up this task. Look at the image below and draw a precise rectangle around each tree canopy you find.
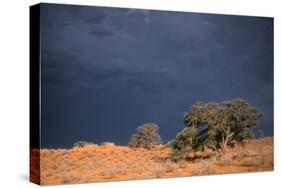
[128,123,162,149]
[183,99,263,152]
[167,99,263,157]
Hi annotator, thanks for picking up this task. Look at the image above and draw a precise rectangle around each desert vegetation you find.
[128,123,162,149]
[167,99,263,159]
[30,99,273,185]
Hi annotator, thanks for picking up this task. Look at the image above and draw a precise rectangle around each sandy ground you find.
[30,137,273,185]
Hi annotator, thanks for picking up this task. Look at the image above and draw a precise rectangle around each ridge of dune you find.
[30,137,273,185]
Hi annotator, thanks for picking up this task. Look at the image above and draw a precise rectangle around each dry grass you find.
[191,160,213,176]
[152,160,178,178]
[242,155,265,168]
[219,152,233,166]
[30,137,273,185]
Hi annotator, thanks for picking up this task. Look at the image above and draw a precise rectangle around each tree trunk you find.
[220,131,234,153]
[219,139,228,153]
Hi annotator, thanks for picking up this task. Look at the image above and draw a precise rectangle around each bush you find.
[128,123,162,149]
[166,127,199,157]
[255,130,264,139]
[128,134,137,148]
[100,142,115,146]
[73,141,94,148]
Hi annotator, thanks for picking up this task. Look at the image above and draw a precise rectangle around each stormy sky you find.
[40,3,273,148]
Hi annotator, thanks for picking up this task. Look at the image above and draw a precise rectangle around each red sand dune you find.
[30,137,273,185]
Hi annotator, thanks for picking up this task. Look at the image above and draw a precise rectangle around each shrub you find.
[128,134,137,147]
[100,142,115,146]
[128,123,162,149]
[73,141,94,148]
[166,127,199,157]
[191,160,213,176]
[255,130,265,139]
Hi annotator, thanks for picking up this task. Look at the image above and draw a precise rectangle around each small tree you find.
[183,99,262,152]
[128,123,162,149]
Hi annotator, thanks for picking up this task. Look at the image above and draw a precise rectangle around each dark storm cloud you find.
[40,3,273,148]
[88,26,113,37]
[85,10,107,24]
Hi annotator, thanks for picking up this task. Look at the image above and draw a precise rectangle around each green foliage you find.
[168,99,262,157]
[128,134,137,147]
[256,130,265,139]
[128,123,162,149]
[100,142,115,146]
[73,141,94,148]
[183,99,262,152]
[166,127,199,157]
[235,129,253,142]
